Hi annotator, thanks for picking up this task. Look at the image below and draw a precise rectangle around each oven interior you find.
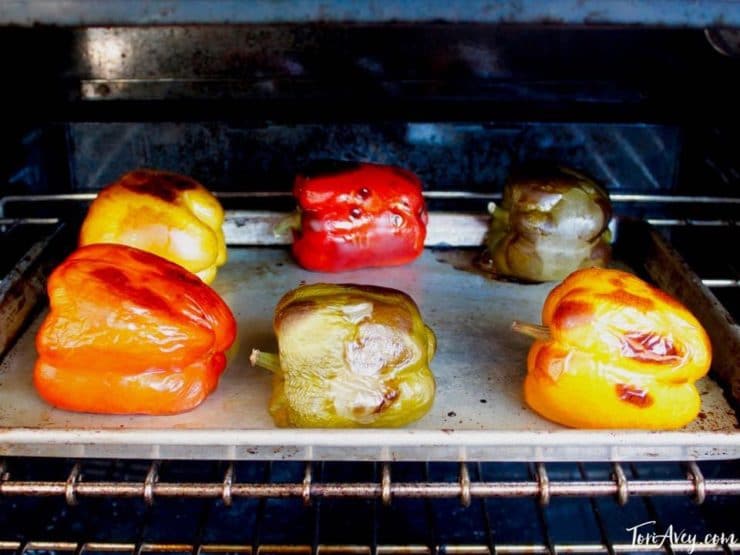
[1,14,739,553]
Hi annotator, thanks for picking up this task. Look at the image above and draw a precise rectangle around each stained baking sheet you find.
[0,230,738,461]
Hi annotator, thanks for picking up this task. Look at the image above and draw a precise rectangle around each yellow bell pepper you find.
[79,169,226,283]
[514,268,712,429]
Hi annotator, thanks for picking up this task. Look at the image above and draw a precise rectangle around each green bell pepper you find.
[251,283,436,427]
[485,164,612,282]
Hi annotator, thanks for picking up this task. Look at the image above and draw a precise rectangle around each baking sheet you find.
[1,245,738,461]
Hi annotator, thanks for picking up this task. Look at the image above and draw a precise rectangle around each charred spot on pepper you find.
[159,173,198,191]
[121,171,197,203]
[299,159,361,179]
[608,276,627,288]
[88,267,173,315]
[599,289,655,313]
[274,299,319,329]
[373,386,400,414]
[615,383,654,408]
[551,300,594,329]
[619,331,682,364]
[122,180,179,203]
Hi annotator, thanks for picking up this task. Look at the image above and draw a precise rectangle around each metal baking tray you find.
[0,213,738,461]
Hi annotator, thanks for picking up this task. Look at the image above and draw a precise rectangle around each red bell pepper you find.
[281,161,428,272]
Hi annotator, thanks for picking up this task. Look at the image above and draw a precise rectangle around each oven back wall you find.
[62,122,681,195]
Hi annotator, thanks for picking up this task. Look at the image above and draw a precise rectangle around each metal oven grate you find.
[0,459,739,553]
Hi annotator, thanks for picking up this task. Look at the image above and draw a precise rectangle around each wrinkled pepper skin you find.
[34,244,236,415]
[521,268,712,429]
[252,283,436,427]
[486,165,612,282]
[288,161,428,272]
[79,169,227,284]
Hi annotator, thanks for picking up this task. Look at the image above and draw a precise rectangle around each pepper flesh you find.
[251,283,436,427]
[286,161,428,272]
[79,169,227,284]
[486,165,612,282]
[519,268,712,429]
[34,244,236,415]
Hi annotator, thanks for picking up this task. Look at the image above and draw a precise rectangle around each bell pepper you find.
[279,161,428,272]
[513,267,712,429]
[485,164,612,282]
[250,283,436,427]
[34,244,236,415]
[79,169,227,284]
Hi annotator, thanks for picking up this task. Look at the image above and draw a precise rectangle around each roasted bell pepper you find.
[250,283,436,427]
[279,161,428,272]
[485,164,612,282]
[34,244,236,415]
[79,169,227,284]
[514,268,712,429]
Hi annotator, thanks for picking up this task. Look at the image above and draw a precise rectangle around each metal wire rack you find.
[2,459,739,505]
[0,459,738,553]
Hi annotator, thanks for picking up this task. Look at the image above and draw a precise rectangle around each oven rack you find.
[2,460,739,504]
[3,192,739,289]
[0,459,738,554]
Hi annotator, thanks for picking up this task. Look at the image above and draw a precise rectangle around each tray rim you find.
[1,427,738,461]
[0,214,738,461]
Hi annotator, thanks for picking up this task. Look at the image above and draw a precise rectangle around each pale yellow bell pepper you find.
[79,169,226,283]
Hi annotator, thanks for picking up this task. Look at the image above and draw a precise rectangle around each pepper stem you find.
[274,210,301,238]
[511,321,551,340]
[250,349,282,374]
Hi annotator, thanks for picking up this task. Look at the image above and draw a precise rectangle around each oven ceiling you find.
[1,0,740,27]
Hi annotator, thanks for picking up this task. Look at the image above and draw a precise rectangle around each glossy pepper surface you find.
[34,244,236,415]
[486,165,612,282]
[79,169,227,284]
[282,161,428,272]
[251,283,436,427]
[517,268,712,429]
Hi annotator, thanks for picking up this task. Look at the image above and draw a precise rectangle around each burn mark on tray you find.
[435,249,543,284]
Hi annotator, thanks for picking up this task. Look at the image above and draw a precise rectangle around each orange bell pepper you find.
[514,267,712,429]
[79,169,227,284]
[34,244,236,415]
